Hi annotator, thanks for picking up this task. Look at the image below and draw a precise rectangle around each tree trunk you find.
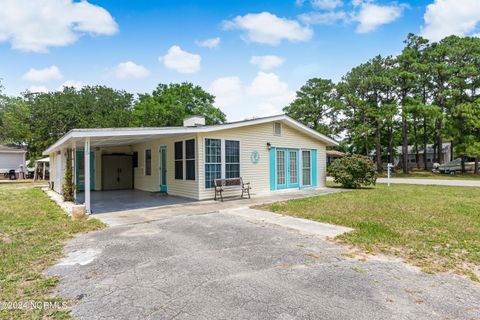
[475,156,479,175]
[376,122,382,172]
[423,118,428,170]
[413,118,419,170]
[402,114,408,174]
[461,155,466,173]
[436,122,443,164]
[450,141,454,163]
[388,125,394,165]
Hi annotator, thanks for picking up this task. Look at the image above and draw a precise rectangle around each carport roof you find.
[43,114,339,155]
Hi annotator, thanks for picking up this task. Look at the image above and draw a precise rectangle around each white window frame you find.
[174,137,196,181]
[144,149,152,176]
[203,137,241,189]
[300,149,312,187]
[225,139,241,179]
[273,121,282,136]
[184,138,196,181]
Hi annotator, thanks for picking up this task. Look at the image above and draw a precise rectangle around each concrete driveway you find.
[47,201,480,319]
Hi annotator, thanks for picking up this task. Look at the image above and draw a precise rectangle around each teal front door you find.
[76,151,95,191]
[275,148,299,189]
[159,145,167,192]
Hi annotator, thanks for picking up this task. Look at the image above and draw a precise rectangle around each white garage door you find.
[0,153,25,172]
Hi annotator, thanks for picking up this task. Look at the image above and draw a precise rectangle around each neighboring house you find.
[44,114,338,213]
[393,143,451,170]
[0,144,27,177]
[326,150,345,166]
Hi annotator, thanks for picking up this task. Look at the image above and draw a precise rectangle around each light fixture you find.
[267,142,272,150]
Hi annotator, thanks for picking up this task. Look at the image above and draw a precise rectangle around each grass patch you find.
[0,186,104,319]
[378,170,480,180]
[258,184,480,280]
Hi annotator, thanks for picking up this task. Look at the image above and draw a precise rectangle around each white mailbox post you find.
[387,163,394,187]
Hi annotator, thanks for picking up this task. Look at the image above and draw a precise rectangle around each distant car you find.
[433,158,475,174]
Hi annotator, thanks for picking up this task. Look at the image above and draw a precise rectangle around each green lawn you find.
[258,184,480,281]
[0,186,103,319]
[379,170,480,180]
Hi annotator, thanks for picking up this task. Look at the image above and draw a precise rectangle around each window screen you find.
[185,139,195,180]
[174,141,183,180]
[225,140,240,178]
[145,149,151,176]
[205,138,221,188]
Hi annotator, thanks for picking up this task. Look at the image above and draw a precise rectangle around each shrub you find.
[62,156,74,202]
[327,154,377,188]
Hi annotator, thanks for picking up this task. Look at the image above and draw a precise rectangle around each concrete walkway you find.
[92,188,344,227]
[376,177,480,187]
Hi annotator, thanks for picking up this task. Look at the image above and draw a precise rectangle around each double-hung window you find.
[175,139,196,180]
[205,138,221,188]
[302,150,311,186]
[225,140,240,179]
[185,139,195,180]
[145,149,151,176]
[174,142,183,180]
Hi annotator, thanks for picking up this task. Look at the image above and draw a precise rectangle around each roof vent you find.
[183,116,205,127]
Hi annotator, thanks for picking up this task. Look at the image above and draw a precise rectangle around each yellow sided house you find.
[44,114,338,213]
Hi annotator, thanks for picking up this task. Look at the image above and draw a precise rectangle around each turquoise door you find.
[275,148,299,189]
[159,145,167,192]
[76,151,95,191]
[270,148,315,190]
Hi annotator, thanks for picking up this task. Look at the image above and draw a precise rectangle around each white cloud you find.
[22,66,63,82]
[420,0,480,41]
[57,80,85,90]
[249,55,285,70]
[354,3,405,33]
[28,85,49,93]
[0,0,118,53]
[247,72,295,103]
[208,72,295,120]
[224,12,313,45]
[196,37,220,48]
[209,76,244,107]
[299,11,347,25]
[311,0,343,10]
[113,61,150,79]
[161,45,201,74]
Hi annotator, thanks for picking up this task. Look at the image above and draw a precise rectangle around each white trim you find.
[173,137,197,181]
[43,114,338,155]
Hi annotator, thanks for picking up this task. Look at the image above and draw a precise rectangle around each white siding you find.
[197,121,327,200]
[131,134,199,199]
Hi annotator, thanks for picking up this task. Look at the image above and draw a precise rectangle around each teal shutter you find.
[269,148,276,190]
[311,149,317,187]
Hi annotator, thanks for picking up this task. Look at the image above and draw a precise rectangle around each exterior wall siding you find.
[197,121,327,200]
[131,133,199,199]
[49,121,328,201]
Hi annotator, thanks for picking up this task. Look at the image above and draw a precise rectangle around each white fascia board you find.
[42,114,338,155]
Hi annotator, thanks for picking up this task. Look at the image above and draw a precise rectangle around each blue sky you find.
[1,0,479,120]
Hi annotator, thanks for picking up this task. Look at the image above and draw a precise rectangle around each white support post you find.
[71,146,76,202]
[85,138,91,214]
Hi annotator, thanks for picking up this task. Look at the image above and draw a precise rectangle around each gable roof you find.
[43,114,338,155]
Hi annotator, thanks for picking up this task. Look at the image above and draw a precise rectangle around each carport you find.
[75,189,195,214]
[44,127,195,214]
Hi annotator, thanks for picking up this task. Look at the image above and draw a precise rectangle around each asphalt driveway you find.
[47,208,480,320]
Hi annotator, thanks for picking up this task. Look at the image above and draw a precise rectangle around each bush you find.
[327,154,377,188]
